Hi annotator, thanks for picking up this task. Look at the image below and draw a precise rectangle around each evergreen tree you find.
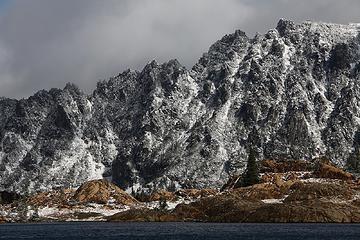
[242,148,260,187]
[348,148,360,171]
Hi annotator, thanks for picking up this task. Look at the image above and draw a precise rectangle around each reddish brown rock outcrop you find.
[72,179,139,205]
[175,189,218,199]
[107,208,178,222]
[284,181,354,202]
[108,163,360,223]
[261,159,313,173]
[222,173,299,200]
[0,216,7,224]
[313,163,354,181]
[171,192,263,222]
[5,159,360,223]
[246,201,360,223]
[27,189,75,207]
[137,189,218,202]
[232,183,286,201]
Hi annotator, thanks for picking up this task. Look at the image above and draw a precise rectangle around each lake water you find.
[0,222,360,240]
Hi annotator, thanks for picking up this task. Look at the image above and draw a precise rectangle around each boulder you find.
[313,163,354,181]
[72,179,139,205]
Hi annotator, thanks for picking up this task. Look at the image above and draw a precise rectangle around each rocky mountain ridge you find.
[1,19,360,194]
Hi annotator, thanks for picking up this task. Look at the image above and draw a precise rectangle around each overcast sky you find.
[0,0,360,98]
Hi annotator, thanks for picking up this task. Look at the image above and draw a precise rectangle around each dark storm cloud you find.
[0,0,359,98]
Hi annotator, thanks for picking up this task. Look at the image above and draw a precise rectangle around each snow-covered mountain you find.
[1,19,360,194]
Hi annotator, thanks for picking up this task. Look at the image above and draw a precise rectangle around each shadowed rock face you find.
[1,20,360,194]
[0,191,21,204]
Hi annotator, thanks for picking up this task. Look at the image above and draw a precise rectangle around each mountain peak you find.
[1,20,360,194]
[64,82,82,93]
[276,18,296,36]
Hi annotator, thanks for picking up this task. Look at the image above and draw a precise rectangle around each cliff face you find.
[1,19,360,194]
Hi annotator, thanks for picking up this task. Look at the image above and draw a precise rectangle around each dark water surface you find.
[0,222,360,240]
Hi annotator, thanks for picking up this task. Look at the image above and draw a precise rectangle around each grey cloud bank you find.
[0,0,359,98]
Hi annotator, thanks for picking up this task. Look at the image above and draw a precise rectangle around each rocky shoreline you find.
[1,159,360,223]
